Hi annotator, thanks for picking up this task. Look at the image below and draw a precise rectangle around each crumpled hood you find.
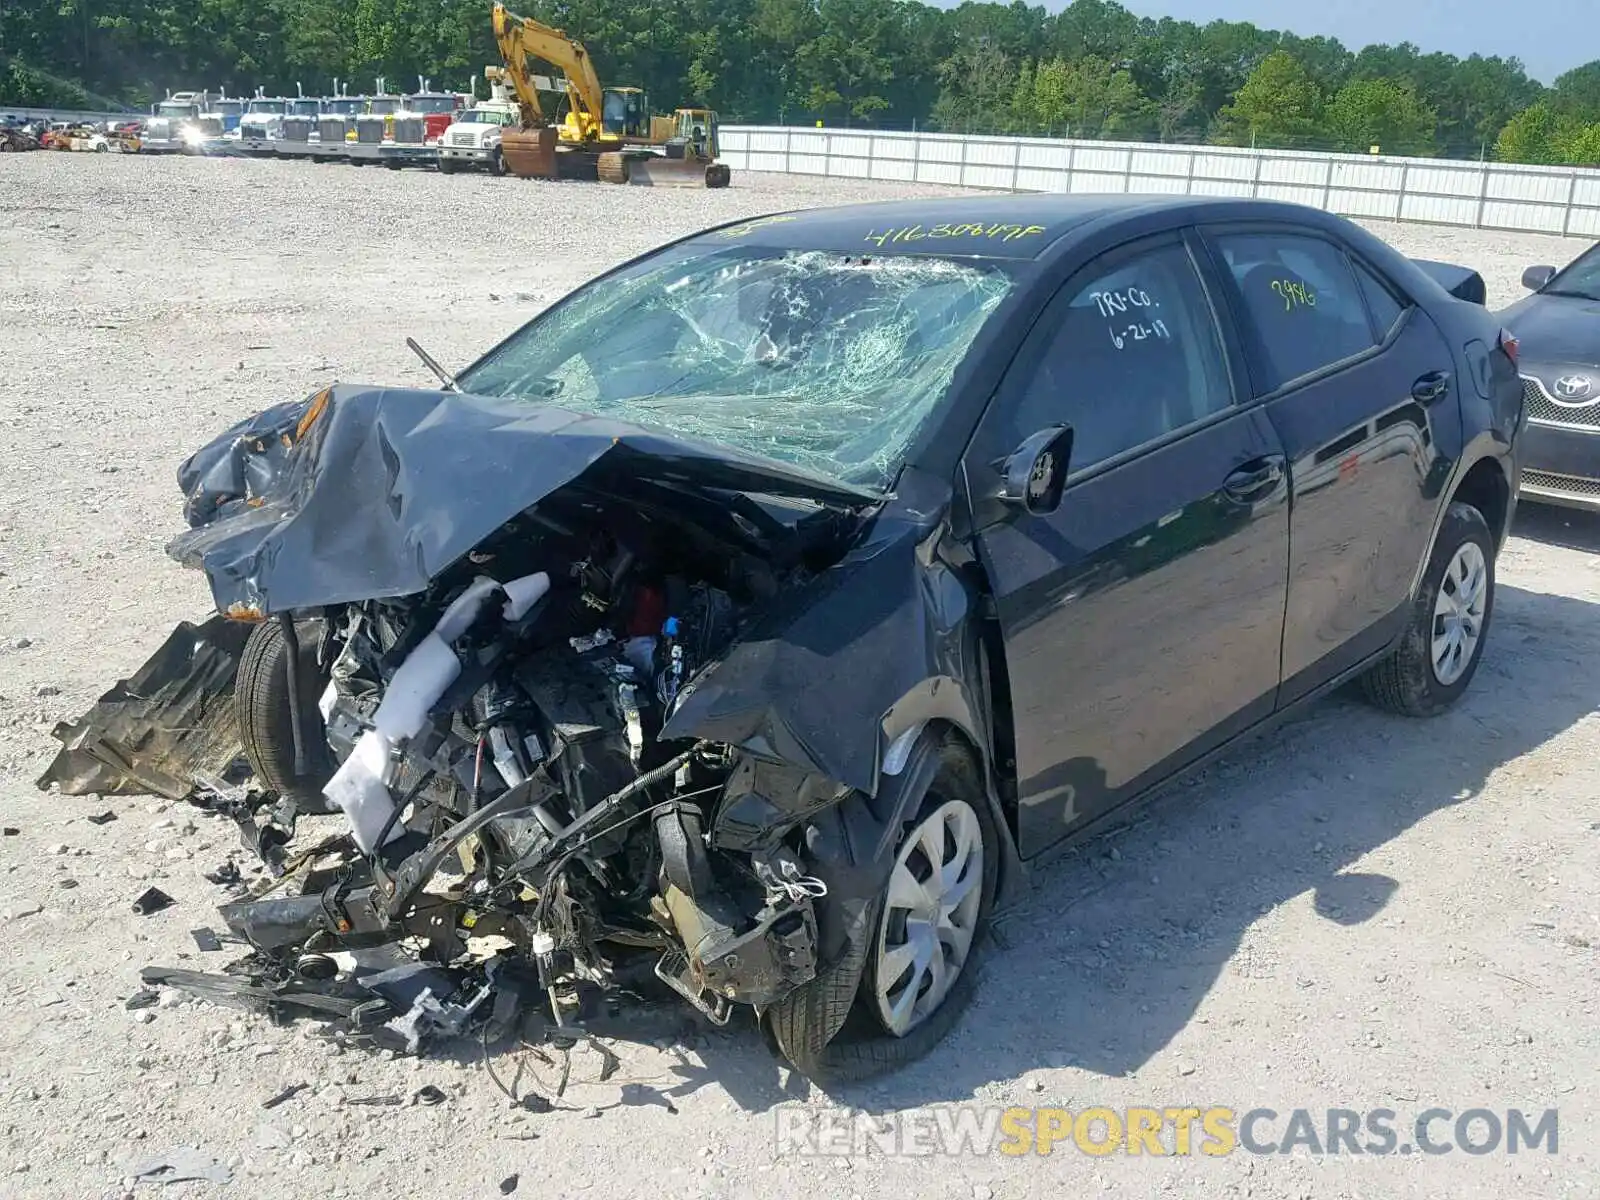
[169,384,877,617]
[1497,293,1600,368]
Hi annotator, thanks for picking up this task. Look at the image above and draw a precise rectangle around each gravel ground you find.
[1,153,1598,1200]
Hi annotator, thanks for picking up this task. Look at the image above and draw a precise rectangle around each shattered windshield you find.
[456,247,1017,490]
[1547,244,1600,300]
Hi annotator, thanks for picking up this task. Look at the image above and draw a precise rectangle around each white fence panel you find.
[719,126,1600,239]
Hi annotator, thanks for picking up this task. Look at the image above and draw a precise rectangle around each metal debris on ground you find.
[346,1094,403,1107]
[86,811,118,826]
[128,1146,232,1186]
[2,827,19,836]
[500,1174,520,1195]
[414,1085,447,1106]
[130,887,175,916]
[202,860,241,886]
[260,1083,309,1110]
[124,989,160,1011]
[190,928,223,952]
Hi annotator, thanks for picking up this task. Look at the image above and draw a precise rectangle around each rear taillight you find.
[1499,328,1520,367]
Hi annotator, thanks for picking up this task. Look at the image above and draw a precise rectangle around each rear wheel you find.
[766,736,998,1082]
[706,162,731,189]
[1360,501,1495,716]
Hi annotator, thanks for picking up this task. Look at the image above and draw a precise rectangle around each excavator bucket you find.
[501,126,558,179]
[603,151,730,188]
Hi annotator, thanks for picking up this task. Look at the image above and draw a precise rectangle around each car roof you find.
[684,194,1332,262]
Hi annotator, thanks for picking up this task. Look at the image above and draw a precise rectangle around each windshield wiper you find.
[406,337,458,391]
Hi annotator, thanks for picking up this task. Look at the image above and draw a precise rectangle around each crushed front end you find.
[44,384,943,1053]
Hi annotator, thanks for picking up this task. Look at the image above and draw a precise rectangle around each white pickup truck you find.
[436,99,519,176]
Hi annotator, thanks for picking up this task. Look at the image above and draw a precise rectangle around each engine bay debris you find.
[38,383,1003,1075]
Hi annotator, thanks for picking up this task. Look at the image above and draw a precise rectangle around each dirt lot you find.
[1,153,1597,1200]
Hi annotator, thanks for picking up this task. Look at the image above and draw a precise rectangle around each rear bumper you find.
[1519,419,1600,511]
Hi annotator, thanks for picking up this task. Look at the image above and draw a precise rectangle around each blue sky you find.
[930,0,1588,84]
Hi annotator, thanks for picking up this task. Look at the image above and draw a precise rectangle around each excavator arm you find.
[491,2,608,141]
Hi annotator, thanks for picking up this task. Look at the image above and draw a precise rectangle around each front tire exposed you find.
[1360,501,1495,717]
[767,736,999,1082]
[235,618,336,811]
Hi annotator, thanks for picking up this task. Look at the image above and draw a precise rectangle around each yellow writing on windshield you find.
[719,214,800,238]
[863,222,1048,248]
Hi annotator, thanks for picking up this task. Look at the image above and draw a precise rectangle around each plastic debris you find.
[131,887,175,916]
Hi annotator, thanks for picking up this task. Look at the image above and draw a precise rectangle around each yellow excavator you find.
[490,2,730,187]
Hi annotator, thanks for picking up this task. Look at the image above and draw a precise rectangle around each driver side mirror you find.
[994,425,1073,516]
[1522,265,1557,292]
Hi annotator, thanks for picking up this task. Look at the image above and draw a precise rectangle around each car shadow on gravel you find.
[298,580,1600,1117]
[796,581,1600,1112]
[1512,501,1600,553]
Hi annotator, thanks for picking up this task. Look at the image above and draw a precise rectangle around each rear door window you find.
[1213,232,1380,392]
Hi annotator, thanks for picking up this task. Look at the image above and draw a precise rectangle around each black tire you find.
[488,148,506,177]
[437,155,456,175]
[235,618,336,811]
[766,736,999,1082]
[1360,501,1495,717]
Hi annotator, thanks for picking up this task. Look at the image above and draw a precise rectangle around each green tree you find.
[1495,102,1564,164]
[1550,60,1600,122]
[930,37,1016,133]
[1214,48,1322,147]
[1057,53,1154,139]
[1032,57,1073,134]
[1008,57,1036,133]
[1559,120,1600,165]
[1324,77,1437,155]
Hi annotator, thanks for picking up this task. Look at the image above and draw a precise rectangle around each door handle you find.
[1222,455,1285,503]
[1412,370,1452,405]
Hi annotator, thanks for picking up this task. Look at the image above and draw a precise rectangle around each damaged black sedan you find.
[44,195,1522,1081]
